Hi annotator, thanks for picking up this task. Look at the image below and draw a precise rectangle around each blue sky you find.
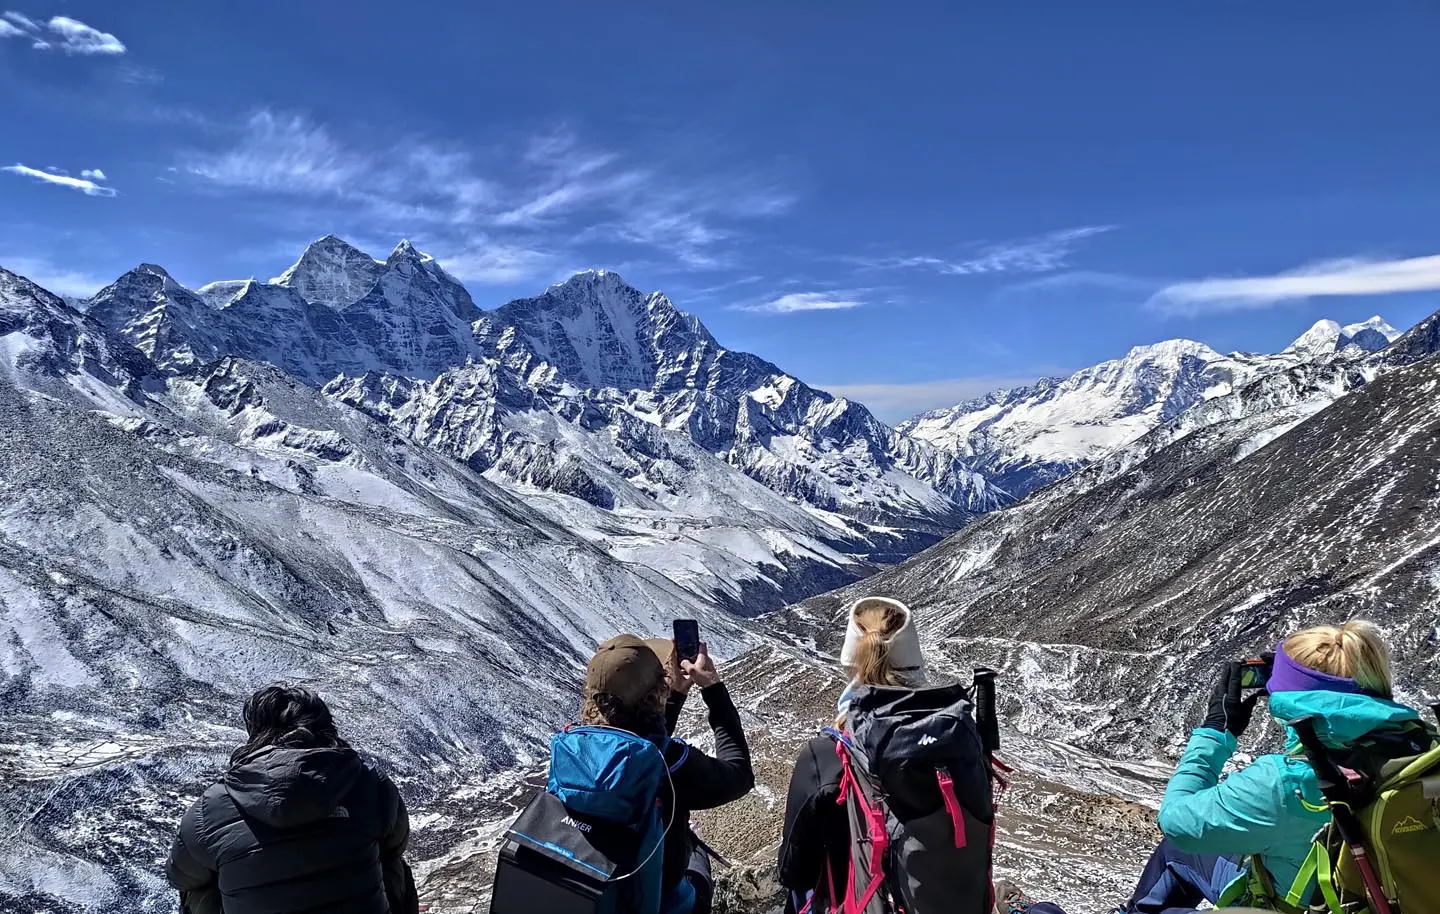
[3,2,1439,420]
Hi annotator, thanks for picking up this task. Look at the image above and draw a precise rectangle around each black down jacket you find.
[167,745,417,914]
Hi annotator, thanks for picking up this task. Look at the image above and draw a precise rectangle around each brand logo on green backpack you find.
[1391,814,1430,835]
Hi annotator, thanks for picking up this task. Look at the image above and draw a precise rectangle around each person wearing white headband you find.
[834,596,927,723]
[778,597,928,913]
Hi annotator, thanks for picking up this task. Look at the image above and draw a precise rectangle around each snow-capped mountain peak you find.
[1343,315,1399,338]
[488,269,692,390]
[1121,337,1223,364]
[1285,319,1346,357]
[196,278,251,307]
[1285,315,1398,358]
[273,233,386,309]
[1341,315,1401,352]
[386,238,428,265]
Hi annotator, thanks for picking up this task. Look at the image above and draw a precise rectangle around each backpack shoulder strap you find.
[833,735,890,914]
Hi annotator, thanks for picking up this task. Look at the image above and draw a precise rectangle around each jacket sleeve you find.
[1157,727,1291,855]
[379,775,419,914]
[167,797,223,914]
[778,739,840,892]
[670,683,754,810]
[665,689,689,737]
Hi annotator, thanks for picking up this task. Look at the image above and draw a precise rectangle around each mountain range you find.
[85,237,1003,567]
[3,235,1437,913]
[901,317,1401,498]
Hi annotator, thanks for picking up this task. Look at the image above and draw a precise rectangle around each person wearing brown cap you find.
[580,634,754,914]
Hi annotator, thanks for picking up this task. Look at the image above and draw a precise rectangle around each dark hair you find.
[578,678,670,735]
[231,684,348,766]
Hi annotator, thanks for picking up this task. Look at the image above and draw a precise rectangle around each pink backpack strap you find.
[935,768,968,849]
[834,737,889,914]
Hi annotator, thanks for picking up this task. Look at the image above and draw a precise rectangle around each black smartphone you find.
[673,619,701,663]
[1238,657,1273,690]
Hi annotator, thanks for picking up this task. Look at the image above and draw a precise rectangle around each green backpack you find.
[1270,722,1440,914]
[1218,718,1440,914]
[1305,737,1440,914]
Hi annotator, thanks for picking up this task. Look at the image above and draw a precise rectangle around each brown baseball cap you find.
[643,637,675,667]
[586,634,667,706]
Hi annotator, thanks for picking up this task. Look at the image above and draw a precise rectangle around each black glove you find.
[1201,661,1262,737]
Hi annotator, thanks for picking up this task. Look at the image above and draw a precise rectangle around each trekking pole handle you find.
[974,667,1000,755]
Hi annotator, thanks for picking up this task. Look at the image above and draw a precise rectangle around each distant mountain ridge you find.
[71,236,1003,564]
[899,317,1401,498]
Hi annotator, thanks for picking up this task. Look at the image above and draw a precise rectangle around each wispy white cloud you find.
[184,111,368,196]
[2,163,117,197]
[1,254,112,298]
[80,168,107,181]
[736,291,863,315]
[0,12,124,53]
[822,375,1047,423]
[434,239,555,284]
[855,225,1116,277]
[1001,269,1163,297]
[1149,254,1440,315]
[45,16,125,54]
[180,111,795,281]
[674,274,766,302]
[2,10,35,28]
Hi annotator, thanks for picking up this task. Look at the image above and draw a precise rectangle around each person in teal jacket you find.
[1119,620,1426,914]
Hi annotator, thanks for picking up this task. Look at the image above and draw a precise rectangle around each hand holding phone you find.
[681,641,720,689]
[1238,655,1275,690]
[673,619,700,663]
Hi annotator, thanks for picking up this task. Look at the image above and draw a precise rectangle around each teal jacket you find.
[1156,689,1422,900]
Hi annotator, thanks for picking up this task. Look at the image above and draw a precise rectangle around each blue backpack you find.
[491,726,677,914]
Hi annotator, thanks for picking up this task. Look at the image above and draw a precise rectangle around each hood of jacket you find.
[1268,689,1423,748]
[224,746,363,828]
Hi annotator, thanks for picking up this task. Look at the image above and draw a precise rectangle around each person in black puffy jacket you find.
[166,685,418,914]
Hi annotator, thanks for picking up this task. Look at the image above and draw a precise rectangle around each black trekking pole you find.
[1291,716,1395,914]
[973,667,1000,755]
[1430,701,1440,728]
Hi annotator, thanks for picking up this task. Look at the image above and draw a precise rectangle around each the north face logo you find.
[1392,816,1429,835]
[328,807,350,819]
[917,735,938,747]
[562,816,592,834]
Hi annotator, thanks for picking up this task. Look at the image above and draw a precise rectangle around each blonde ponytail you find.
[1283,620,1394,697]
[846,599,909,688]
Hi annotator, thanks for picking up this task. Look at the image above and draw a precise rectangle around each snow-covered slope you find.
[78,240,1003,559]
[900,317,1400,499]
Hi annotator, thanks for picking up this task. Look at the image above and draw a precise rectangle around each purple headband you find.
[1266,640,1363,696]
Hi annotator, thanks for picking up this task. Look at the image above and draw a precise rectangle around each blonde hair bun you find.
[1282,620,1393,697]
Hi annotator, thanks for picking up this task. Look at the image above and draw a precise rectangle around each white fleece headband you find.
[838,597,927,687]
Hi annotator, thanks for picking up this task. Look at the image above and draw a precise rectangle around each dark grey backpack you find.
[820,681,1002,914]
